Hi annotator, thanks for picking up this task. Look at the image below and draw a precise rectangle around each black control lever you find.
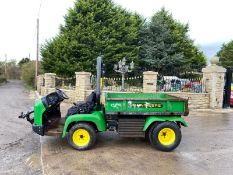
[18,110,34,124]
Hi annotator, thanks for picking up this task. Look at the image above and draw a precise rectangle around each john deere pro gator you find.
[19,57,189,151]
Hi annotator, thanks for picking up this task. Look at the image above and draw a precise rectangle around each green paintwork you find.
[105,93,187,113]
[143,116,188,131]
[62,110,106,138]
[34,99,46,126]
[107,93,172,99]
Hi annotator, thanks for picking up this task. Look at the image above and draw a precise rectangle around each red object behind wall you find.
[230,91,233,106]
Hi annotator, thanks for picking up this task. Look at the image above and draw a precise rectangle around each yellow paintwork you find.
[72,129,90,147]
[100,78,103,89]
[158,128,176,145]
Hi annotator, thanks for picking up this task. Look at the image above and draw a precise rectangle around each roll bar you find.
[96,56,103,106]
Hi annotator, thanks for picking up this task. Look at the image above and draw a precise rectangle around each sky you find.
[0,0,233,62]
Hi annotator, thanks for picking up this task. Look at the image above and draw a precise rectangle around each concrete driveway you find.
[1,80,233,175]
[0,80,41,175]
[41,109,233,175]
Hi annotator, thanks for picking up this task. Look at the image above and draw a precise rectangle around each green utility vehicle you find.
[19,57,189,151]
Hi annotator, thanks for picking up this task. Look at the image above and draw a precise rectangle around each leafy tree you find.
[0,60,20,79]
[0,61,4,76]
[41,0,143,76]
[18,57,30,67]
[139,18,186,76]
[139,8,206,75]
[21,61,42,88]
[0,61,7,84]
[21,61,35,87]
[6,60,20,79]
[217,40,233,69]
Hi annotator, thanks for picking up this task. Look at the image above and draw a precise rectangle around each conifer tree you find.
[139,8,206,76]
[218,40,233,69]
[41,0,143,76]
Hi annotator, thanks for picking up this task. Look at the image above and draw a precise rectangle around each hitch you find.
[18,110,34,124]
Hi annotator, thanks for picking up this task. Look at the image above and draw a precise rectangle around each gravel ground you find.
[0,80,42,175]
[1,80,233,175]
[41,101,233,175]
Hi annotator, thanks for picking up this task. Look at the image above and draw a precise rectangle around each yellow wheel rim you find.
[158,128,176,145]
[72,129,90,147]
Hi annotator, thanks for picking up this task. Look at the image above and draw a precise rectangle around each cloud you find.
[0,0,232,61]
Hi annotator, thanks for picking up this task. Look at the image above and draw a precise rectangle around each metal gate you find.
[223,68,232,108]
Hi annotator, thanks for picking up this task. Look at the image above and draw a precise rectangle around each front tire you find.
[149,122,181,152]
[68,123,96,151]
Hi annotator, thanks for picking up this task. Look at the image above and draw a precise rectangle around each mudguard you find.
[143,116,188,131]
[34,99,46,126]
[62,111,106,137]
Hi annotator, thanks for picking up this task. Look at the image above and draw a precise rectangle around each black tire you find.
[145,122,161,141]
[68,123,96,151]
[149,122,181,152]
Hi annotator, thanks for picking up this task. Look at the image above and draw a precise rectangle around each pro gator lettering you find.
[128,102,163,108]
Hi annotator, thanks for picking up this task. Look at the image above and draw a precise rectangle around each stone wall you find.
[75,72,91,102]
[37,72,213,110]
[166,92,210,109]
[38,72,89,103]
[37,56,226,109]
[41,87,55,96]
[143,71,158,92]
[89,90,210,109]
[40,86,76,103]
[36,75,44,94]
[40,86,45,96]
[44,73,56,88]
[202,56,226,109]
[60,89,76,103]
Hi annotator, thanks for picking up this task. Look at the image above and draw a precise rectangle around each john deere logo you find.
[111,103,122,108]
[128,102,163,108]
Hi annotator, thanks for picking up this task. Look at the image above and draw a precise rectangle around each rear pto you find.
[19,57,189,151]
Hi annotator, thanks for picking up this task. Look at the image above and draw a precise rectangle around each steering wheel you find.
[56,88,69,99]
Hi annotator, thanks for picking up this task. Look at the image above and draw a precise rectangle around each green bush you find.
[21,62,35,88]
[0,76,7,85]
[21,61,42,88]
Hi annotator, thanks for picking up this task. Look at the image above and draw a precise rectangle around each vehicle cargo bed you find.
[105,93,189,116]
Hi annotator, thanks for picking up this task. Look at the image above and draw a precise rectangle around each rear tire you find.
[68,123,96,151]
[145,122,160,141]
[149,122,181,152]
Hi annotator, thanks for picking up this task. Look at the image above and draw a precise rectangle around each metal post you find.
[35,18,39,88]
[121,73,125,91]
[114,57,134,91]
[96,56,102,106]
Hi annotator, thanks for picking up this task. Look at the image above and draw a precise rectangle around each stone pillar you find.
[202,56,226,109]
[37,74,44,94]
[143,71,158,92]
[75,72,91,102]
[44,73,56,94]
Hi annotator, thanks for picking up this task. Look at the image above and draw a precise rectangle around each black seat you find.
[85,91,97,104]
[66,92,97,116]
